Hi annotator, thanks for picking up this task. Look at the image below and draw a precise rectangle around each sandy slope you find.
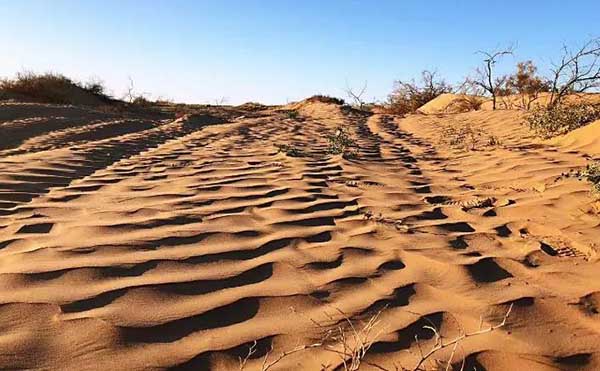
[0,101,600,370]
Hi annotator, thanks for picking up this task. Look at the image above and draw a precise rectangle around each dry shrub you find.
[132,96,152,107]
[438,122,484,151]
[275,143,304,157]
[387,70,453,115]
[327,127,357,158]
[446,95,484,112]
[238,102,268,111]
[561,162,600,194]
[0,71,111,104]
[497,61,551,109]
[526,104,600,138]
[239,304,513,371]
[306,95,345,105]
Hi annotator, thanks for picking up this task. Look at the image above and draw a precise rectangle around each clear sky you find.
[1,0,599,104]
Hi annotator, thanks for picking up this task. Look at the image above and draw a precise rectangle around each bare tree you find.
[123,76,135,103]
[468,45,515,110]
[344,80,368,110]
[214,96,229,106]
[548,37,600,108]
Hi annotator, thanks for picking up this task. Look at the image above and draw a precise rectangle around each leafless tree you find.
[468,45,515,110]
[123,76,135,103]
[344,80,368,110]
[214,96,229,105]
[548,37,600,108]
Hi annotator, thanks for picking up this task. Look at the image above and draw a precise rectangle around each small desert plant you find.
[327,127,357,157]
[561,162,600,194]
[239,303,513,371]
[526,104,600,138]
[447,94,484,112]
[439,122,483,151]
[488,135,502,146]
[363,210,409,232]
[286,110,299,119]
[275,143,304,157]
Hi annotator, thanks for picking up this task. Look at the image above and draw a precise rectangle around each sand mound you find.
[546,119,600,155]
[417,93,486,114]
[0,103,599,370]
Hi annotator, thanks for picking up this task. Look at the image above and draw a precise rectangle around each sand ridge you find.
[0,102,599,370]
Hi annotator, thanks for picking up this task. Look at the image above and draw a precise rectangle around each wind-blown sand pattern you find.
[1,101,600,370]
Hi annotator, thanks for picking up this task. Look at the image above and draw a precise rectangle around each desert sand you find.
[1,98,600,370]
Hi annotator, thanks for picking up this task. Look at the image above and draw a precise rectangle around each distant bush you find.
[132,96,152,107]
[237,102,267,111]
[306,95,345,105]
[526,104,600,138]
[386,70,453,115]
[0,72,112,105]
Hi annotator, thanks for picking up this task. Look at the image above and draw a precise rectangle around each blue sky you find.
[1,0,599,104]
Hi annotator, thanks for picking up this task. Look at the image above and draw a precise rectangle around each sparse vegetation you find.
[488,134,502,146]
[0,71,112,105]
[363,210,409,232]
[447,93,485,112]
[239,304,513,371]
[306,95,345,105]
[438,122,484,151]
[561,161,600,194]
[286,110,299,119]
[387,70,453,115]
[526,103,600,138]
[327,127,357,158]
[275,143,304,157]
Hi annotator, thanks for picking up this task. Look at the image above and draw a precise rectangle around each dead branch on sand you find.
[239,303,513,371]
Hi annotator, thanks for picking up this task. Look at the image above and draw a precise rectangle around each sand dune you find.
[1,100,600,370]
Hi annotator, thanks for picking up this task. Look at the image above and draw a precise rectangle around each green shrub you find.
[327,127,357,157]
[562,162,600,194]
[526,104,600,138]
[276,143,303,157]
